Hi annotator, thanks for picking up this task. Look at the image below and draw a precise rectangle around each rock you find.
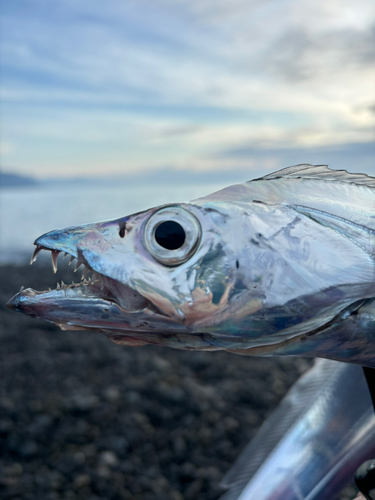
[169,491,184,500]
[103,386,121,403]
[73,474,91,489]
[185,479,204,499]
[125,390,141,404]
[152,355,172,371]
[20,440,38,458]
[0,419,13,433]
[28,414,53,436]
[172,436,186,456]
[69,394,99,411]
[96,464,111,478]
[3,463,23,476]
[99,450,118,467]
[73,451,86,464]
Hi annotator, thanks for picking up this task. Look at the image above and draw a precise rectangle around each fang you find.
[81,266,89,279]
[30,246,42,265]
[51,250,60,274]
[74,261,83,273]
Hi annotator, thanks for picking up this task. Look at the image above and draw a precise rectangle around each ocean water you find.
[0,180,225,264]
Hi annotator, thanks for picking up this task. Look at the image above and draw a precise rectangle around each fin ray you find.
[258,164,375,188]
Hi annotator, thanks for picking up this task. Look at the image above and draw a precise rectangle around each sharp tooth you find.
[68,255,75,266]
[56,282,60,289]
[63,252,68,260]
[74,260,83,273]
[51,250,60,274]
[30,246,42,265]
[20,286,25,292]
[81,266,89,279]
[61,280,66,288]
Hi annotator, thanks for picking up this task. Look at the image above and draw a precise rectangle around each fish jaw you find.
[7,275,182,345]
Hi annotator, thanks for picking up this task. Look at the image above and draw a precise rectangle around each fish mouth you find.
[31,243,152,309]
[7,243,171,341]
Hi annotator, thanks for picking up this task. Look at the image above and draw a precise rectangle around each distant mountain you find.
[0,166,257,190]
[41,167,254,188]
[0,172,39,188]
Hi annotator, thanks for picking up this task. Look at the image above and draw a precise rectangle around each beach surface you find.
[0,263,356,500]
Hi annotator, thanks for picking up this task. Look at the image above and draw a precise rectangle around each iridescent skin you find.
[8,165,375,366]
[220,359,375,500]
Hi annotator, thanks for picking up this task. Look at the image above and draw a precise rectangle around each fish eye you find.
[155,221,185,250]
[144,206,201,266]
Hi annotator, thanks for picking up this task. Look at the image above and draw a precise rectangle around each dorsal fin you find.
[257,164,375,188]
[196,164,375,231]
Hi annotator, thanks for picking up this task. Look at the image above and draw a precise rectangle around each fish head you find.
[8,201,251,350]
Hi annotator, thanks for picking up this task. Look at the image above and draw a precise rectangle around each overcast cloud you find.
[1,0,374,177]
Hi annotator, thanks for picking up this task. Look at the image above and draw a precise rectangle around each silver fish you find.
[7,164,375,367]
[220,359,375,500]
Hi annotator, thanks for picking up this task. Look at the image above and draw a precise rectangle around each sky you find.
[1,0,374,179]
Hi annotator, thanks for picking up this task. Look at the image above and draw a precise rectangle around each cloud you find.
[1,0,374,178]
[262,25,375,82]
[216,140,375,176]
[0,141,14,156]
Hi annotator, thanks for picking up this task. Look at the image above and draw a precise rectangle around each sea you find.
[0,180,226,264]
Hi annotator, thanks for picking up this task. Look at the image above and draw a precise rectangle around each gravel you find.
[0,262,357,499]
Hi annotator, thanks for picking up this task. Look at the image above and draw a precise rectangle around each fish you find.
[7,164,375,367]
[219,358,375,500]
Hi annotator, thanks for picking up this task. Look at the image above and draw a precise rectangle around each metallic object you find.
[220,359,375,500]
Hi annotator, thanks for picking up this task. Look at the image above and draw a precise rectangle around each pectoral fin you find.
[293,205,375,258]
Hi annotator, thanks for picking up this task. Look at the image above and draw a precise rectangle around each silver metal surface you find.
[220,360,375,500]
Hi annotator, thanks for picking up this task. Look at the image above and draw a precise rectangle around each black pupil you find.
[155,221,185,250]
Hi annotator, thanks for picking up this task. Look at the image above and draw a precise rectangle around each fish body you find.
[8,164,375,366]
[220,359,375,500]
